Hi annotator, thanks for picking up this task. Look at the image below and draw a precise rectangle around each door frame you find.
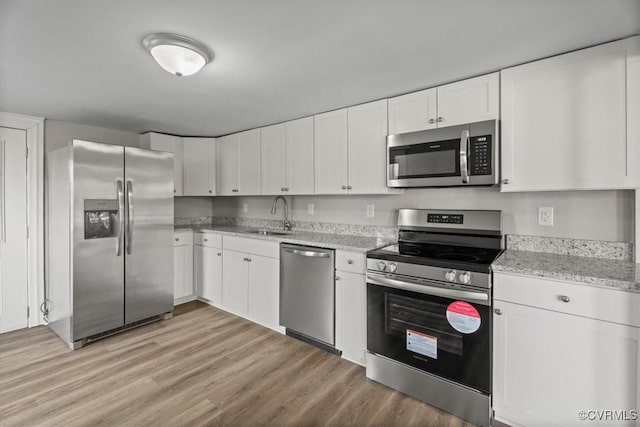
[0,112,45,327]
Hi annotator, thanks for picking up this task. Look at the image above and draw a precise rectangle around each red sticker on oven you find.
[446,301,481,334]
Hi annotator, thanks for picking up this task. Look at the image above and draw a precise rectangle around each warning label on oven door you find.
[406,329,437,359]
[446,301,481,334]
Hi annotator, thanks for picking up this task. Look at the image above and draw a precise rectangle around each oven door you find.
[367,272,491,394]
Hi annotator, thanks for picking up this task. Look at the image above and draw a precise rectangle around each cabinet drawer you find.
[494,272,640,327]
[173,230,193,246]
[336,251,366,274]
[223,236,279,259]
[194,232,222,248]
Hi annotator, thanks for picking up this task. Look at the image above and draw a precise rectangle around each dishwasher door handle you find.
[283,248,330,258]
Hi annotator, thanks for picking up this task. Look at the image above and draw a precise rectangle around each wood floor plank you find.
[0,301,476,427]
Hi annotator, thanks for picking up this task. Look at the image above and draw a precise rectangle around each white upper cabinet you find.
[314,108,349,194]
[183,137,216,196]
[237,129,262,195]
[217,129,262,196]
[501,36,640,192]
[347,100,389,194]
[388,88,437,134]
[143,132,183,195]
[285,117,315,194]
[261,117,315,195]
[261,123,287,194]
[387,73,499,134]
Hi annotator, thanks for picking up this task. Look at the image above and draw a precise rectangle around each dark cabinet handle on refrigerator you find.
[116,180,124,256]
[126,180,134,255]
[460,130,470,184]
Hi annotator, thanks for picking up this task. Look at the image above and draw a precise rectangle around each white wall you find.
[45,120,142,152]
[213,188,634,242]
[174,197,214,218]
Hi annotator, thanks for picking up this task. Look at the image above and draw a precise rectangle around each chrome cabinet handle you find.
[347,185,352,190]
[437,117,443,122]
[460,130,470,184]
[502,179,510,185]
[217,252,222,256]
[559,295,570,303]
[203,238,208,242]
[116,180,124,256]
[126,180,134,255]
[494,308,503,315]
[285,187,289,191]
[281,187,284,191]
[341,185,347,190]
[428,118,435,124]
[347,259,353,264]
[335,276,341,281]
[209,190,212,194]
[175,238,179,242]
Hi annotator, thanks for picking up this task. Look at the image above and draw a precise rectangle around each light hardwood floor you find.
[1,301,476,426]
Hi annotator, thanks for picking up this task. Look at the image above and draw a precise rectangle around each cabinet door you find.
[195,245,222,303]
[388,88,437,134]
[183,138,214,196]
[237,129,261,195]
[501,38,637,191]
[173,245,193,300]
[436,72,498,128]
[493,300,640,427]
[217,134,238,195]
[347,100,388,194]
[260,123,286,195]
[314,108,348,194]
[146,133,184,195]
[335,271,366,365]
[285,116,315,194]
[247,255,280,328]
[222,250,249,314]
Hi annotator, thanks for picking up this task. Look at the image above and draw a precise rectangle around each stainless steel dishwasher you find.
[280,243,339,353]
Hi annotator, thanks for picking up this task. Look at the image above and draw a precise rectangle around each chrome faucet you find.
[271,196,291,231]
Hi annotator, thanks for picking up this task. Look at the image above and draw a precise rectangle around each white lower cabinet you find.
[335,251,367,365]
[493,273,640,427]
[221,236,281,331]
[173,231,194,302]
[194,239,223,304]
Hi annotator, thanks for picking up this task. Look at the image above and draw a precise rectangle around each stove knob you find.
[389,263,397,273]
[378,261,387,271]
[445,270,457,282]
[459,272,472,285]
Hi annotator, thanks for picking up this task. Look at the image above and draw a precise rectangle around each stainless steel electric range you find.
[365,209,503,427]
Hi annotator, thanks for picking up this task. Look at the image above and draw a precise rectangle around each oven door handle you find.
[367,272,489,305]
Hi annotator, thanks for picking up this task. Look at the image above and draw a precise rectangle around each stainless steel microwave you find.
[387,119,499,188]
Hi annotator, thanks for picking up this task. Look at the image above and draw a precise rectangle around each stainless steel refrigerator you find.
[46,139,174,349]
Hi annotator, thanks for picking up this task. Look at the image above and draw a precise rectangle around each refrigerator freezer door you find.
[72,140,125,340]
[124,147,174,324]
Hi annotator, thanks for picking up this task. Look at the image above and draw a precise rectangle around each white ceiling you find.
[1,0,639,137]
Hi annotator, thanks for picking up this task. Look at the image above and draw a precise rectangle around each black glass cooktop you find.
[368,242,503,273]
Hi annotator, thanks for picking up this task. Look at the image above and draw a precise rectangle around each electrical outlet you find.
[242,203,248,213]
[366,204,375,218]
[538,207,554,226]
[307,203,314,215]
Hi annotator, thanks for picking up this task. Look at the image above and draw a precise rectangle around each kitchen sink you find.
[243,229,292,236]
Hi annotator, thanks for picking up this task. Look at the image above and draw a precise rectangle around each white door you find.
[388,88,437,134]
[217,134,238,195]
[314,108,348,194]
[247,255,279,328]
[437,72,499,127]
[195,245,222,303]
[260,123,286,195]
[183,138,213,196]
[0,127,29,333]
[222,249,248,314]
[335,271,365,365]
[237,129,261,195]
[347,100,388,194]
[285,117,315,194]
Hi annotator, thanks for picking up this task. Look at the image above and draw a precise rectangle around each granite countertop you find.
[175,224,393,253]
[492,250,640,293]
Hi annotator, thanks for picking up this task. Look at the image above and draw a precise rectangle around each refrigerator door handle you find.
[116,180,124,256]
[126,180,134,255]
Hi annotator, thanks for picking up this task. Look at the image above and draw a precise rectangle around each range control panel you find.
[427,213,464,224]
[469,135,492,176]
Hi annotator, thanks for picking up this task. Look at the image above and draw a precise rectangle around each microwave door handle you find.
[460,130,470,184]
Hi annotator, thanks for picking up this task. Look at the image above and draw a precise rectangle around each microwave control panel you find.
[469,135,492,176]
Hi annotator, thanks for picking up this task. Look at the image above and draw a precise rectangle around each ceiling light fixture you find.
[142,33,213,77]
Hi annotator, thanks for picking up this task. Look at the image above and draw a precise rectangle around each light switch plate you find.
[538,206,553,226]
[366,204,375,218]
[242,203,248,213]
[307,203,314,215]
